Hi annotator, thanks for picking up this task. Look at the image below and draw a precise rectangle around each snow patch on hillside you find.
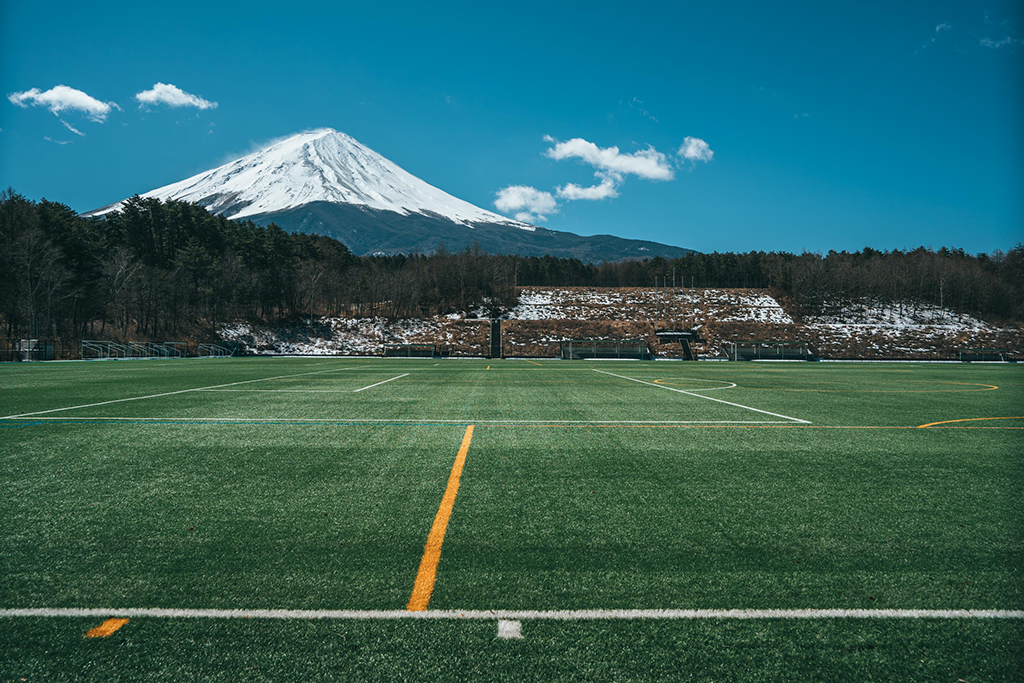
[219,317,488,355]
[804,300,990,330]
[504,287,794,324]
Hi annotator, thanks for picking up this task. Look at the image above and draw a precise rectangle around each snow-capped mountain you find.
[86,128,694,261]
[88,128,531,228]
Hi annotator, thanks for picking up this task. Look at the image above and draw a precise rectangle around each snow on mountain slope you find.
[86,128,534,230]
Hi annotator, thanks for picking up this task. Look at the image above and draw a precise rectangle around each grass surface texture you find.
[1,357,1022,681]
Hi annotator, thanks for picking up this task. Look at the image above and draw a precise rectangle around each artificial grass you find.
[1,357,1021,680]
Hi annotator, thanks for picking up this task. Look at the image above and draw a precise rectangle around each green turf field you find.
[1,357,1022,681]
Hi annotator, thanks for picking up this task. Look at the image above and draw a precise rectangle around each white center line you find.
[592,369,811,424]
[0,365,355,420]
[352,373,409,393]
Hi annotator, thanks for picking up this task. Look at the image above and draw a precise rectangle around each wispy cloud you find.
[556,177,619,201]
[494,185,558,223]
[543,135,674,181]
[919,12,1021,55]
[61,120,84,136]
[626,97,659,123]
[678,137,714,163]
[135,83,217,110]
[43,136,69,145]
[980,35,1023,49]
[8,85,118,122]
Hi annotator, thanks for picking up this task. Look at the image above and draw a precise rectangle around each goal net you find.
[958,348,1008,362]
[383,343,438,358]
[726,340,814,361]
[560,339,649,360]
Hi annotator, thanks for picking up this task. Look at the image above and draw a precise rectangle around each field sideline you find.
[1,358,1022,680]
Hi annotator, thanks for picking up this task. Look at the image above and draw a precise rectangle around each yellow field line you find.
[85,618,129,638]
[525,360,543,366]
[407,425,475,612]
[917,416,1024,429]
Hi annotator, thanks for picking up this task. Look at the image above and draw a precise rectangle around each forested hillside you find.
[1,188,1021,341]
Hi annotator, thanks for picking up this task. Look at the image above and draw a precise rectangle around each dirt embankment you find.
[218,287,1021,360]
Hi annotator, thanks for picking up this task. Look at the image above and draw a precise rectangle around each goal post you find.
[560,339,650,360]
[383,343,438,358]
[958,348,1008,362]
[726,340,815,361]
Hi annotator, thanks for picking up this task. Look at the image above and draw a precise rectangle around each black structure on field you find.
[958,348,1010,362]
[489,319,502,359]
[383,343,438,358]
[656,328,704,361]
[725,340,816,361]
[561,339,651,360]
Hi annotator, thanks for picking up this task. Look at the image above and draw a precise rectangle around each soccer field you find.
[1,357,1022,681]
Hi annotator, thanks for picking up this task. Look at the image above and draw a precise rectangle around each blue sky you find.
[1,1,1021,254]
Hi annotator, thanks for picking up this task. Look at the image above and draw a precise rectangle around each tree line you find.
[2,188,1020,341]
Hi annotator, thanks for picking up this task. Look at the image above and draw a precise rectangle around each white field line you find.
[1,607,1020,620]
[593,369,811,424]
[352,373,409,393]
[200,390,364,393]
[0,365,355,420]
[9,417,794,425]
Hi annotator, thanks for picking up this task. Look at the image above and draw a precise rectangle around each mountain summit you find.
[87,129,694,261]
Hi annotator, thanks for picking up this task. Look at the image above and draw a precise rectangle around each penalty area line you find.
[593,369,811,424]
[2,607,1021,621]
[353,373,409,393]
[0,365,356,420]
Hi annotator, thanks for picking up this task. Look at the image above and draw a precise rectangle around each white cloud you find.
[61,120,84,136]
[497,134,710,221]
[494,185,558,222]
[135,82,217,110]
[43,136,69,145]
[678,136,714,163]
[8,85,117,121]
[556,177,619,201]
[936,23,951,32]
[543,136,674,181]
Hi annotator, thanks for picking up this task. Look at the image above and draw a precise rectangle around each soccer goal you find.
[726,340,816,361]
[383,343,438,358]
[560,339,650,360]
[958,348,1009,362]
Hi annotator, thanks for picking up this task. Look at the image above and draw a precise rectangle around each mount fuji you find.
[86,128,694,261]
